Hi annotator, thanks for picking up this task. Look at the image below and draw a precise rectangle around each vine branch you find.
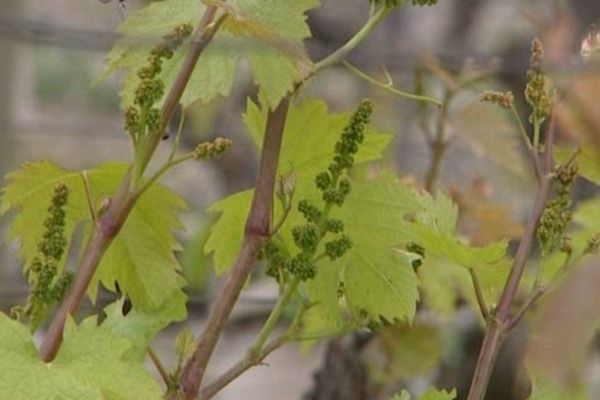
[39,5,220,363]
[177,99,291,400]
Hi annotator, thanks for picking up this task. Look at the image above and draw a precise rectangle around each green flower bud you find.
[315,172,332,191]
[292,224,320,252]
[326,219,344,233]
[325,235,352,260]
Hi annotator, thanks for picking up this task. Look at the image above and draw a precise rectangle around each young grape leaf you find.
[100,0,318,109]
[1,162,187,311]
[409,225,508,269]
[102,290,187,361]
[392,388,457,400]
[0,313,161,400]
[297,172,422,327]
[205,98,393,274]
[336,173,422,323]
[411,190,508,270]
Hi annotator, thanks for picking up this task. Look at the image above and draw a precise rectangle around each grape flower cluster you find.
[12,184,73,329]
[124,24,193,141]
[260,101,374,282]
[537,160,578,254]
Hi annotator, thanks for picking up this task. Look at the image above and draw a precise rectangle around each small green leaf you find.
[0,313,161,400]
[174,325,196,363]
[411,190,508,270]
[101,0,319,109]
[339,174,422,323]
[102,290,187,361]
[410,224,508,269]
[1,161,187,311]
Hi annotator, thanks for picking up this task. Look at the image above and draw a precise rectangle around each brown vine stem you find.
[177,99,290,400]
[466,110,556,400]
[39,5,219,363]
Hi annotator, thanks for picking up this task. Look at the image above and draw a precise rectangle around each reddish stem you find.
[177,99,290,400]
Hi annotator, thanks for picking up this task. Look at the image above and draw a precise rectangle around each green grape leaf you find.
[410,224,508,269]
[0,313,161,400]
[102,290,187,361]
[205,189,253,275]
[1,161,187,311]
[411,190,508,270]
[205,98,393,274]
[174,325,196,363]
[100,0,318,109]
[392,388,457,400]
[416,191,458,235]
[304,259,344,329]
[338,173,422,323]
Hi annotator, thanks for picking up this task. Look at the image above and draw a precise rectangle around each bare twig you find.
[39,5,220,363]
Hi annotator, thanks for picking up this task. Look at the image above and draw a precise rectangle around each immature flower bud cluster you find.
[124,23,193,139]
[261,101,374,282]
[193,137,233,160]
[537,160,578,254]
[525,38,553,121]
[480,91,514,109]
[16,184,74,327]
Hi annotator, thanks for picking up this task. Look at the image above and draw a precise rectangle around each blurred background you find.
[1,0,599,399]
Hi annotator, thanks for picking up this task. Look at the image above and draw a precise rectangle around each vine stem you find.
[148,347,171,388]
[466,110,556,400]
[176,99,291,400]
[39,5,220,363]
[314,5,391,73]
[342,60,442,106]
[249,277,301,356]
